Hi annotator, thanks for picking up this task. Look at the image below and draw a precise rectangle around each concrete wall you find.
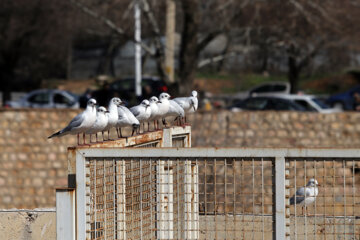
[1,109,360,209]
[0,209,55,240]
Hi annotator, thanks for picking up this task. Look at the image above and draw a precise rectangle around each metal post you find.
[76,152,87,240]
[273,156,290,240]
[134,0,142,97]
[56,188,76,240]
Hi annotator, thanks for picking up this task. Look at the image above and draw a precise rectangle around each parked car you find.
[228,96,306,112]
[273,94,340,113]
[233,82,291,100]
[79,76,168,108]
[5,89,79,109]
[326,85,360,110]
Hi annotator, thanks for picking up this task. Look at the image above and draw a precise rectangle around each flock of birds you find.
[48,90,198,145]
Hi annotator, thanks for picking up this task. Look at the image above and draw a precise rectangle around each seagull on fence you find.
[290,178,319,215]
[103,98,123,140]
[48,98,97,145]
[116,105,140,138]
[173,90,198,122]
[148,96,161,130]
[130,99,151,134]
[86,106,109,143]
[165,100,185,126]
[157,92,171,127]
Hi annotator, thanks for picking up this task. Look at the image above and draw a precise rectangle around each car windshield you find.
[312,98,330,109]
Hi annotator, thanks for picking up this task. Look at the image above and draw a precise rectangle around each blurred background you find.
[1,0,360,111]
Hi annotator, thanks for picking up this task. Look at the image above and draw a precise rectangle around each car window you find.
[53,93,72,105]
[272,99,293,110]
[28,92,49,104]
[252,85,273,93]
[294,100,316,111]
[312,98,330,109]
[111,80,133,91]
[272,84,287,92]
[244,98,268,110]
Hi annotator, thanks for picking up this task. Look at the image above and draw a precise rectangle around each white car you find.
[5,89,80,109]
[274,94,341,113]
[233,82,291,99]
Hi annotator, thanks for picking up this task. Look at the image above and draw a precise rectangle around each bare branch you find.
[69,0,155,55]
[69,0,124,35]
[197,52,237,68]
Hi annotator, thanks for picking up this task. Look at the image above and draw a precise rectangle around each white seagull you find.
[290,178,319,215]
[148,96,161,130]
[173,90,198,113]
[157,92,171,127]
[48,98,97,145]
[86,106,109,143]
[103,97,123,140]
[116,105,140,138]
[130,99,151,133]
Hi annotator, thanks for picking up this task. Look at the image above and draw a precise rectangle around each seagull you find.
[86,106,109,143]
[103,97,123,140]
[116,105,140,138]
[173,90,198,122]
[290,178,319,215]
[173,90,198,113]
[148,96,161,130]
[48,98,97,145]
[130,99,151,133]
[165,100,185,126]
[157,92,171,127]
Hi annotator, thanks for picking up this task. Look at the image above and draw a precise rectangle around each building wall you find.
[1,109,360,209]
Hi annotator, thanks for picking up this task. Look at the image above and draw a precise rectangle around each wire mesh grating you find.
[287,157,360,239]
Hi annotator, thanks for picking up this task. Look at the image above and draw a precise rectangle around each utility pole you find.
[134,0,142,97]
[165,0,176,84]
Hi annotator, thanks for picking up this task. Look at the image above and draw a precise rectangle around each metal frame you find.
[59,147,360,240]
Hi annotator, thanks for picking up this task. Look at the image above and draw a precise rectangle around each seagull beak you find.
[157,100,162,103]
[119,102,125,106]
[106,111,110,113]
[192,105,196,111]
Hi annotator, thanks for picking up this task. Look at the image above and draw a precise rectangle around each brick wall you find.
[1,109,360,208]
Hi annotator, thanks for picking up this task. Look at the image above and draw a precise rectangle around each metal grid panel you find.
[287,157,360,239]
[198,157,274,240]
[85,156,274,240]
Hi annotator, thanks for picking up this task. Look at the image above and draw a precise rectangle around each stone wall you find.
[188,110,360,147]
[1,109,360,209]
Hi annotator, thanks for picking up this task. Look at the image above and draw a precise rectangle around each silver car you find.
[5,89,79,109]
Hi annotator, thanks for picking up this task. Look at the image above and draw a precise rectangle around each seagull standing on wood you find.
[173,90,198,122]
[130,99,151,134]
[165,100,185,126]
[48,98,97,145]
[148,96,161,130]
[103,97,123,140]
[116,105,140,138]
[290,178,319,215]
[157,92,171,127]
[86,106,109,143]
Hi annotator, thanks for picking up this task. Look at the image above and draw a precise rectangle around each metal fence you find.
[67,148,360,240]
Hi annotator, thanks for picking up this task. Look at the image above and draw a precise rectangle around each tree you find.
[0,0,73,105]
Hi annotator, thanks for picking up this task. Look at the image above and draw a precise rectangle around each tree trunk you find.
[178,0,199,95]
[288,55,299,94]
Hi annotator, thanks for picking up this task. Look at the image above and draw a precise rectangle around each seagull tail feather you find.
[48,131,61,139]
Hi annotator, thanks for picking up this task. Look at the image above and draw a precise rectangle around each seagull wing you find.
[130,106,141,117]
[62,112,85,132]
[290,187,305,205]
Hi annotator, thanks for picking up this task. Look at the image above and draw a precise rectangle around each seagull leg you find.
[120,128,123,138]
[83,133,86,145]
[131,127,135,136]
[77,134,80,145]
[163,118,167,127]
[102,131,105,141]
